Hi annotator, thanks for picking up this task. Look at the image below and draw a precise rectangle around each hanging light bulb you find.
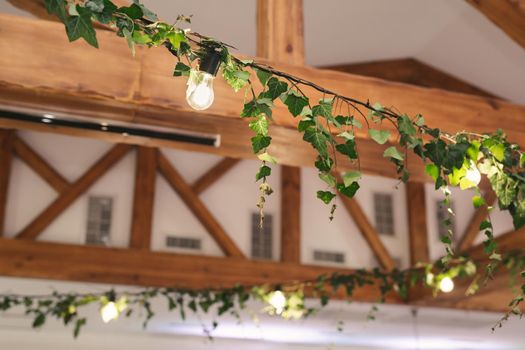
[268,290,286,315]
[465,160,481,186]
[439,276,454,293]
[100,301,119,323]
[186,50,221,110]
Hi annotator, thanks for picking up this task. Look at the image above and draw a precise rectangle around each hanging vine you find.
[2,0,525,337]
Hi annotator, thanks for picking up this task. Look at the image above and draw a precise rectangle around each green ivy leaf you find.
[122,28,135,56]
[342,171,361,187]
[45,0,67,22]
[425,164,439,181]
[223,62,249,92]
[298,117,315,132]
[472,195,485,208]
[336,140,357,159]
[73,318,87,338]
[489,143,505,162]
[166,30,187,50]
[32,313,46,328]
[173,62,191,77]
[337,182,360,198]
[132,30,152,44]
[314,156,333,172]
[311,100,333,119]
[383,146,404,161]
[117,3,143,19]
[249,115,269,136]
[283,91,309,117]
[258,152,277,164]
[490,172,517,208]
[255,68,271,86]
[251,134,271,153]
[317,190,336,204]
[66,6,98,48]
[319,173,336,187]
[263,77,288,100]
[303,128,329,158]
[398,114,416,136]
[132,0,158,21]
[368,129,390,145]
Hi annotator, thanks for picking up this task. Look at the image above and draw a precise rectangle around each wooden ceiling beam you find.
[129,146,157,250]
[406,182,430,265]
[257,0,304,264]
[11,135,70,192]
[157,151,245,258]
[2,14,525,181]
[16,144,132,240]
[0,130,14,237]
[324,58,498,98]
[466,0,525,51]
[0,237,400,302]
[191,158,240,195]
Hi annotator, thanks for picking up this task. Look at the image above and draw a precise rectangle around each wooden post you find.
[129,146,157,249]
[0,130,14,236]
[406,182,429,265]
[257,0,304,263]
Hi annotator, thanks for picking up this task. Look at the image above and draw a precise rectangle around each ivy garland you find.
[2,0,525,337]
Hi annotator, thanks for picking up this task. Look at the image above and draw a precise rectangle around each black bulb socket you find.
[199,50,221,76]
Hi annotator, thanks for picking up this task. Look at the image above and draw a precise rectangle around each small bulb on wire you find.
[465,161,481,186]
[268,290,286,315]
[439,276,454,293]
[186,50,221,111]
[100,301,119,323]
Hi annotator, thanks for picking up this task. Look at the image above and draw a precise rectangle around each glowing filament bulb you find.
[439,276,454,293]
[100,301,119,323]
[465,161,481,185]
[186,71,215,110]
[269,290,286,315]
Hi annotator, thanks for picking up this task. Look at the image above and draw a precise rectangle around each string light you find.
[186,50,221,110]
[439,276,454,293]
[100,301,119,323]
[268,290,286,315]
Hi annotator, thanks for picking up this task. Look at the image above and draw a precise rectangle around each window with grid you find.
[166,236,202,250]
[85,196,113,245]
[436,200,456,241]
[251,213,273,260]
[313,250,345,264]
[373,193,395,236]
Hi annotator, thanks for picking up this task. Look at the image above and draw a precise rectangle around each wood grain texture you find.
[191,158,240,195]
[335,174,396,270]
[157,151,245,258]
[129,147,157,249]
[12,135,70,192]
[281,166,301,263]
[406,182,430,265]
[256,0,304,65]
[16,144,132,240]
[0,130,14,236]
[324,58,498,98]
[457,189,497,252]
[466,0,525,50]
[0,237,400,302]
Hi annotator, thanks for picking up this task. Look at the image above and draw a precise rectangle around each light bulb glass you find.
[439,276,454,293]
[268,290,286,314]
[465,161,481,186]
[186,70,215,110]
[101,301,119,323]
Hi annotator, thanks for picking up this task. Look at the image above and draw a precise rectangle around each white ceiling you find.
[1,0,525,103]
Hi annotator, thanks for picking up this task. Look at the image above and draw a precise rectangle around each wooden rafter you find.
[457,188,497,252]
[324,58,498,98]
[191,158,240,195]
[3,15,525,181]
[0,130,14,236]
[16,144,132,240]
[335,174,396,270]
[257,0,304,263]
[12,135,70,192]
[129,146,157,249]
[157,151,245,258]
[406,182,430,265]
[0,237,400,302]
[466,0,525,51]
